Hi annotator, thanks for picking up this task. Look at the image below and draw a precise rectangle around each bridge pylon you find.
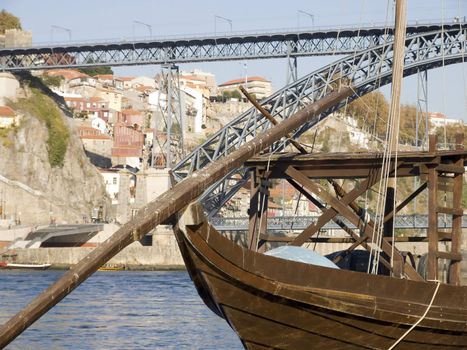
[152,64,185,168]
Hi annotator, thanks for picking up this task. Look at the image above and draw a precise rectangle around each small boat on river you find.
[0,262,51,270]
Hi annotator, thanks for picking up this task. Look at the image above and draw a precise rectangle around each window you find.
[113,177,117,185]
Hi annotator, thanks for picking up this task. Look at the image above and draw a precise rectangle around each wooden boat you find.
[176,203,467,350]
[98,265,124,271]
[0,262,51,270]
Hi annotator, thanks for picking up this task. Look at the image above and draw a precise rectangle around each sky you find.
[3,0,467,120]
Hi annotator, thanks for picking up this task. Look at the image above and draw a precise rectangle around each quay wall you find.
[10,231,184,269]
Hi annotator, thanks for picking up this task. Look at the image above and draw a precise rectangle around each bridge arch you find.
[168,27,467,216]
[172,26,467,217]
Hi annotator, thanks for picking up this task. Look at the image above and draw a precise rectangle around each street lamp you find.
[214,15,233,35]
[297,10,315,29]
[133,20,152,39]
[51,25,72,42]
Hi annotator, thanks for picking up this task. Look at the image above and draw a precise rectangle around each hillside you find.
[0,73,108,225]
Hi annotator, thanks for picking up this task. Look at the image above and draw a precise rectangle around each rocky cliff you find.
[0,73,108,225]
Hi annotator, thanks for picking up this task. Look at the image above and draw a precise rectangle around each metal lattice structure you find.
[211,215,467,232]
[152,64,185,168]
[172,26,467,218]
[0,22,465,71]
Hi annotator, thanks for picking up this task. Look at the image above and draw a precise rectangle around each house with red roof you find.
[0,106,18,128]
[111,124,144,168]
[119,108,144,128]
[78,125,112,157]
[218,76,272,100]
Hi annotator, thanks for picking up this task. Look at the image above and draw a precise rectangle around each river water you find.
[0,270,243,349]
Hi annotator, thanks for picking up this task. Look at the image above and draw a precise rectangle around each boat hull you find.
[0,263,51,270]
[175,209,467,350]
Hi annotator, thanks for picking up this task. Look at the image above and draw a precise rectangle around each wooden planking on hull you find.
[176,203,467,349]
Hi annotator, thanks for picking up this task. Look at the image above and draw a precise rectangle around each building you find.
[218,76,273,100]
[114,76,135,90]
[0,106,17,128]
[120,109,144,129]
[179,69,217,97]
[78,126,112,157]
[111,124,144,168]
[99,168,121,204]
[0,73,20,105]
[428,112,464,129]
[0,29,32,48]
[64,96,111,121]
[96,87,122,112]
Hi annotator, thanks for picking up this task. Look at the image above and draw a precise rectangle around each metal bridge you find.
[0,21,464,71]
[172,25,467,218]
[212,215,467,232]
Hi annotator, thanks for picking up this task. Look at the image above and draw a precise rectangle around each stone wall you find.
[11,231,184,269]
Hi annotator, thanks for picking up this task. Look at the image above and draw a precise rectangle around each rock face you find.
[0,77,108,225]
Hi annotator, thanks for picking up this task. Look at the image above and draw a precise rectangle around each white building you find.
[99,169,120,204]
[429,112,464,129]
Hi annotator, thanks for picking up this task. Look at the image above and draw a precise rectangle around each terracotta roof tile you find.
[0,106,16,117]
[219,76,270,87]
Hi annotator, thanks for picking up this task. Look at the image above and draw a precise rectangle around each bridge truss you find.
[212,215,467,232]
[0,22,464,71]
[171,26,467,218]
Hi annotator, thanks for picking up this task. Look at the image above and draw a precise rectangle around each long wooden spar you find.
[0,86,354,348]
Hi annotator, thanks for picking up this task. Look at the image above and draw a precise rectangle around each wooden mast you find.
[383,0,407,277]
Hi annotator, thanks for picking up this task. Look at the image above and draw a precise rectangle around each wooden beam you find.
[239,85,308,154]
[248,170,260,250]
[285,166,423,281]
[449,133,464,285]
[0,84,356,349]
[286,178,391,268]
[383,182,427,223]
[427,134,439,281]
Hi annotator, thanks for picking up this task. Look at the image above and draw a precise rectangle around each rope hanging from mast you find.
[368,0,407,275]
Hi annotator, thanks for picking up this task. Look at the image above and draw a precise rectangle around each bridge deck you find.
[1,22,465,70]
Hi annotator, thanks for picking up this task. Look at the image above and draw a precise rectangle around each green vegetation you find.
[0,10,22,34]
[78,63,113,76]
[0,128,12,147]
[435,123,467,148]
[346,91,430,146]
[11,88,69,167]
[221,90,243,101]
[40,75,63,88]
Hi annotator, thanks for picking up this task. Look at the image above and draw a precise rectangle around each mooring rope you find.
[387,281,441,350]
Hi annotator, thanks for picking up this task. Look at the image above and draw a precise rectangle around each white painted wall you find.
[0,73,20,105]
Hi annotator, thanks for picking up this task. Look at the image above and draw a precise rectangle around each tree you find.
[77,57,113,76]
[78,66,113,76]
[346,91,389,138]
[0,10,22,35]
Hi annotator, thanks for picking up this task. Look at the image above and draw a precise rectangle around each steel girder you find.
[172,26,467,218]
[0,23,465,71]
[211,215,467,232]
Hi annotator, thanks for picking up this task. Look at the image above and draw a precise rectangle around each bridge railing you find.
[211,214,466,232]
[2,19,462,50]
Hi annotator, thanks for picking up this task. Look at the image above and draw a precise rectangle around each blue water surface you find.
[0,270,243,349]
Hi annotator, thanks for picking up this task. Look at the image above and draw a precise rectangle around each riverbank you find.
[5,230,185,270]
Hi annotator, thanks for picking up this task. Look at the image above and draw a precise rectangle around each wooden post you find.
[427,134,439,281]
[248,170,260,250]
[257,173,270,253]
[449,133,464,285]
